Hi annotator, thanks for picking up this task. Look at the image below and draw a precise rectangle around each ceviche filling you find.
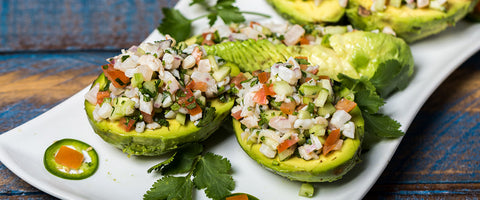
[85,38,233,133]
[232,57,358,161]
[367,0,448,12]
[196,21,395,46]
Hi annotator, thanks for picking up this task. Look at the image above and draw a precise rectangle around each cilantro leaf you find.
[190,0,207,6]
[143,176,194,200]
[160,143,203,175]
[158,7,192,42]
[337,74,384,113]
[214,0,245,24]
[147,152,176,173]
[369,59,411,98]
[363,112,404,138]
[193,153,234,200]
[196,107,216,127]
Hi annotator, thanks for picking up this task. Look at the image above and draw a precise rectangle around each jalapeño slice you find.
[44,139,99,180]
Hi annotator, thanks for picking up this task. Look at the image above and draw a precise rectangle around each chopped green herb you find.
[121,55,130,62]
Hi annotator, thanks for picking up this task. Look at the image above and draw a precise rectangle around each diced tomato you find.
[253,89,268,105]
[323,129,341,156]
[277,135,299,153]
[96,91,110,105]
[252,70,262,77]
[318,75,330,80]
[54,145,84,170]
[101,64,130,88]
[186,80,207,92]
[177,89,194,106]
[280,101,296,115]
[186,80,195,90]
[264,84,276,96]
[231,109,243,120]
[193,81,208,92]
[119,117,136,132]
[141,111,154,124]
[226,194,249,200]
[299,36,310,45]
[253,84,276,105]
[335,98,357,113]
[304,77,313,83]
[231,73,247,89]
[249,21,260,28]
[192,46,203,64]
[258,72,270,84]
[188,103,202,116]
[202,32,215,46]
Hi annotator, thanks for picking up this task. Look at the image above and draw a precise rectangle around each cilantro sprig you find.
[337,74,405,138]
[158,0,270,41]
[144,143,234,200]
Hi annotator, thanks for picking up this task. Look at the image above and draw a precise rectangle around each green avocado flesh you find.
[204,31,413,96]
[346,0,478,43]
[85,73,234,156]
[266,0,345,24]
[233,107,364,182]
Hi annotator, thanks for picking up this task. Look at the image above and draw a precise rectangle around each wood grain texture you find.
[0,0,177,51]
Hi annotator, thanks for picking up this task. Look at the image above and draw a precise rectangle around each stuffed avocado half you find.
[199,23,414,97]
[266,0,346,24]
[84,40,235,156]
[230,58,364,182]
[346,0,479,43]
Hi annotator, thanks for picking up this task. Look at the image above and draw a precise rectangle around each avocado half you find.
[204,31,414,97]
[346,0,478,43]
[85,73,234,156]
[233,107,364,182]
[266,0,345,24]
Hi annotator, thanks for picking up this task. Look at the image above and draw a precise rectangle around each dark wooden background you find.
[1,0,479,199]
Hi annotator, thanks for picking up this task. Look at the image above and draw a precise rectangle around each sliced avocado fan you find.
[266,0,346,24]
[204,31,414,97]
[345,0,479,43]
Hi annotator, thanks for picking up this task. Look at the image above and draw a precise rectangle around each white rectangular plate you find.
[1,0,480,199]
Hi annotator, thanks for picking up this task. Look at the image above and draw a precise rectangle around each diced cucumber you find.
[136,47,145,55]
[303,97,313,105]
[313,89,329,107]
[298,110,312,119]
[318,79,333,99]
[143,80,160,97]
[310,124,326,137]
[131,73,144,88]
[262,110,283,122]
[175,113,186,125]
[273,81,293,97]
[373,0,386,11]
[317,102,336,117]
[207,55,218,71]
[213,66,231,82]
[299,183,314,197]
[278,145,296,161]
[243,72,253,80]
[389,0,402,7]
[324,26,348,35]
[222,62,241,77]
[110,97,136,120]
[262,137,280,150]
[338,87,355,101]
[299,84,321,97]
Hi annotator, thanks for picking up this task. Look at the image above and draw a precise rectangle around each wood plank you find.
[0,0,178,51]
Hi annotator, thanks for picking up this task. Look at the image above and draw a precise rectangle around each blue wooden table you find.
[1,0,479,199]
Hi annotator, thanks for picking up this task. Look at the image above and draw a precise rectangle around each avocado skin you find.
[266,0,345,24]
[85,73,234,156]
[204,31,414,97]
[346,0,479,43]
[233,107,364,182]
